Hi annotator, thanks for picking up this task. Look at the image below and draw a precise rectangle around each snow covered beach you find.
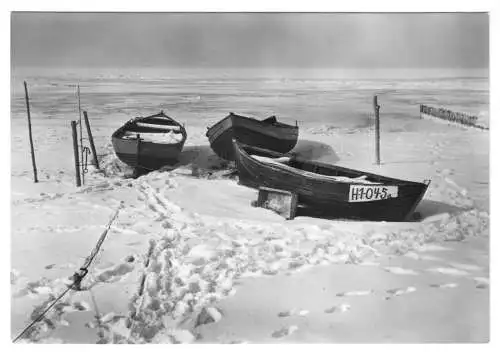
[10,68,489,343]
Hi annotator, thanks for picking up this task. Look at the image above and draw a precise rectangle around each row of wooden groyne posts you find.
[419,104,488,130]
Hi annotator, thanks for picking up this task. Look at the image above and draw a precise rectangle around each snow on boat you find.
[233,140,430,221]
[206,112,299,161]
[111,111,187,171]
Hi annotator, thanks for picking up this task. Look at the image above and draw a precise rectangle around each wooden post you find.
[373,95,380,165]
[136,134,141,168]
[23,81,38,183]
[133,134,141,178]
[83,111,100,169]
[71,121,82,187]
[77,85,84,177]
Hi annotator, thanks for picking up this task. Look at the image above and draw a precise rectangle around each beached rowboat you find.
[111,111,187,171]
[206,112,299,161]
[233,140,430,221]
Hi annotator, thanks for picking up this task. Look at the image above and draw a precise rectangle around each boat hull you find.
[233,141,429,221]
[206,113,298,161]
[111,111,187,171]
[111,136,185,170]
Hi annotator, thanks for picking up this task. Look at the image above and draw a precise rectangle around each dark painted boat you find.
[206,112,299,161]
[233,140,430,221]
[112,111,187,171]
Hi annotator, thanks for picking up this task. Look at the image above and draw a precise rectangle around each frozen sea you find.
[11,67,489,131]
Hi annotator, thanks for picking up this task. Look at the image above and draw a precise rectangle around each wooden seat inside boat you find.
[122,130,184,143]
[135,122,182,131]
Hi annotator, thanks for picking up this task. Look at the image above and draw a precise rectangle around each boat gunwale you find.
[235,140,428,187]
[112,111,187,147]
[206,112,299,138]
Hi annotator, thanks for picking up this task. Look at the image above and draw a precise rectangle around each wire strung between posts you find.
[12,206,122,343]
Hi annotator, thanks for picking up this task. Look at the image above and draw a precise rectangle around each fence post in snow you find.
[23,81,38,183]
[71,121,82,187]
[83,111,100,170]
[373,95,381,165]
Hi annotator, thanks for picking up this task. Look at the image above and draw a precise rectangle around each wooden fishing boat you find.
[112,111,187,171]
[206,112,299,161]
[233,140,430,221]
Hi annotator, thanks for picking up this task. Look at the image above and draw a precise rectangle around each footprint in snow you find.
[448,262,484,272]
[278,309,309,318]
[417,244,453,252]
[12,278,54,298]
[418,254,444,262]
[324,303,351,314]
[384,286,416,300]
[91,262,135,285]
[110,226,140,236]
[86,312,125,328]
[473,277,489,289]
[429,283,458,289]
[403,252,421,260]
[278,310,294,318]
[62,300,92,313]
[383,267,419,275]
[358,261,380,267]
[124,255,135,263]
[272,325,299,338]
[228,340,250,344]
[336,290,374,297]
[427,267,470,276]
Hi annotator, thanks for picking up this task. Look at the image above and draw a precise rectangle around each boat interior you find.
[240,142,419,186]
[119,116,185,143]
[230,113,297,128]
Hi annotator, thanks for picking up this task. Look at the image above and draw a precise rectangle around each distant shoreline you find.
[10,66,489,80]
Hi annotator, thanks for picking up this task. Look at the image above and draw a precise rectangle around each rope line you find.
[12,286,73,343]
[12,206,122,343]
[81,147,92,174]
[78,207,122,276]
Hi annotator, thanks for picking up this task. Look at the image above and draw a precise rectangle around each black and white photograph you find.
[9,8,492,344]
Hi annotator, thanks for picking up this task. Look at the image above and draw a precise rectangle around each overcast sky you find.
[11,12,489,69]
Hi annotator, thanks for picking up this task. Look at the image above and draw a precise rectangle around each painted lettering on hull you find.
[348,185,398,202]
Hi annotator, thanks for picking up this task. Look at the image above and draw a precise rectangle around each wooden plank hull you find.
[111,111,187,171]
[111,136,185,170]
[206,113,299,161]
[233,141,430,221]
